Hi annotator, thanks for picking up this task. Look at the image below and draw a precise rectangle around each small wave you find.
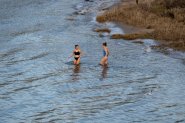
[175,119,185,123]
[0,82,12,88]
[31,108,57,117]
[28,52,49,61]
[0,84,40,96]
[5,52,49,66]
[11,28,41,37]
[0,48,24,59]
[13,85,40,92]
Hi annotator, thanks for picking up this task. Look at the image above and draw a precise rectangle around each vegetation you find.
[94,28,111,33]
[111,33,151,40]
[96,0,185,50]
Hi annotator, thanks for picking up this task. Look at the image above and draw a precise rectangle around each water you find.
[0,0,185,123]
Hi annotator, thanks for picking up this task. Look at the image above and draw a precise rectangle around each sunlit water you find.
[0,0,185,123]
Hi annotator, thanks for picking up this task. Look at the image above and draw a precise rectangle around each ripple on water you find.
[0,48,24,59]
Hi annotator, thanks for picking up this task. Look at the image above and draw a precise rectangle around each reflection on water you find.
[100,65,108,80]
[73,64,81,74]
[71,64,81,81]
[0,0,185,123]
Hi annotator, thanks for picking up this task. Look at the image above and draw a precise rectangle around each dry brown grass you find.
[96,16,107,23]
[96,0,185,50]
[111,33,151,40]
[94,28,111,33]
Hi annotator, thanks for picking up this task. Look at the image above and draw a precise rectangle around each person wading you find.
[69,45,81,65]
[100,42,110,66]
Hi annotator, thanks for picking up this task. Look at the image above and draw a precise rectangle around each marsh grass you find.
[111,33,152,40]
[96,0,185,49]
[94,28,111,33]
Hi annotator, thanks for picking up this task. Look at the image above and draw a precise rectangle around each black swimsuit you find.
[74,51,80,61]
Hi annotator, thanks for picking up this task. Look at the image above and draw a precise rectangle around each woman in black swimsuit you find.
[69,45,81,65]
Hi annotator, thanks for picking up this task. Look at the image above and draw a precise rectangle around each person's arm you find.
[80,50,85,57]
[69,51,74,58]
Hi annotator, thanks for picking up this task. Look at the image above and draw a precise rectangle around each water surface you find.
[0,0,185,123]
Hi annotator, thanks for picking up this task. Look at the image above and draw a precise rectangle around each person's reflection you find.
[100,65,108,80]
[71,64,81,81]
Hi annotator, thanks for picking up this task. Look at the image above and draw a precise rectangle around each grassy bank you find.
[96,0,185,50]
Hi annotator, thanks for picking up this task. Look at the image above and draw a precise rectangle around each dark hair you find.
[75,45,78,48]
[103,42,107,46]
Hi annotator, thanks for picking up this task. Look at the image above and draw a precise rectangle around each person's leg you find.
[100,58,104,65]
[76,58,80,65]
[105,57,108,65]
[74,60,77,65]
[74,58,78,65]
[100,57,106,65]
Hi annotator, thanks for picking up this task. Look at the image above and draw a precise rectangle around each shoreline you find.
[95,0,185,51]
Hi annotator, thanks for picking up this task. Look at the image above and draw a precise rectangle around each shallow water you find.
[0,0,185,123]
